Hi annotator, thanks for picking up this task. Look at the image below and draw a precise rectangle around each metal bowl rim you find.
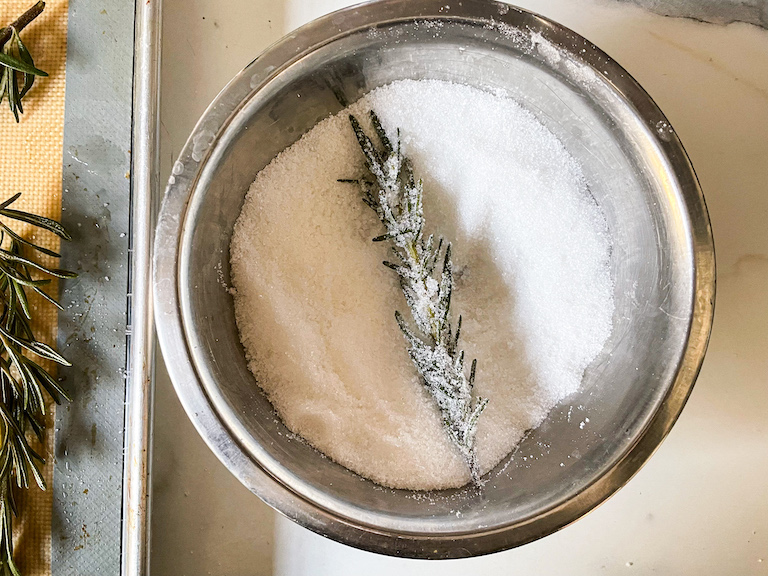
[152,0,715,558]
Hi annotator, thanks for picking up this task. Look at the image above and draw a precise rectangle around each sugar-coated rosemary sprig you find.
[340,111,489,484]
[0,1,48,123]
[0,192,74,576]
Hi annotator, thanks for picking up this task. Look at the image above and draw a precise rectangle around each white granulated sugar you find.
[530,32,600,86]
[230,79,614,490]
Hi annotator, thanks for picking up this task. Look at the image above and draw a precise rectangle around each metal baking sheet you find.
[54,0,159,574]
[53,1,136,573]
[122,0,162,573]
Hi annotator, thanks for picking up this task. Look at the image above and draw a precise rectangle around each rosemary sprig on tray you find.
[0,1,48,123]
[341,111,488,484]
[0,193,74,576]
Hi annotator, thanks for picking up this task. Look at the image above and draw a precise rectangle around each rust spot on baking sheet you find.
[74,524,90,550]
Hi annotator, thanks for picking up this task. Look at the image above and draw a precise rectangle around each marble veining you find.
[616,0,768,29]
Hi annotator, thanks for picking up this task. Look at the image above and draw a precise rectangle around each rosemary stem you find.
[345,112,488,483]
[404,239,439,339]
[0,1,45,49]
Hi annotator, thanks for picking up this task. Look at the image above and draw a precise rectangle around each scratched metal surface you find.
[52,0,135,572]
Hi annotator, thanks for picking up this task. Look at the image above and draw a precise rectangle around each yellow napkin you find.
[0,1,69,573]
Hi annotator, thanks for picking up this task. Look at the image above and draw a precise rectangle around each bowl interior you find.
[176,15,694,538]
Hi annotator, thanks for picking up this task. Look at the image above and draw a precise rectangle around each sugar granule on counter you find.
[230,79,614,490]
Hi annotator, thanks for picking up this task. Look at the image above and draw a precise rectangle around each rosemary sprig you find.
[0,1,48,123]
[0,192,73,576]
[341,111,489,484]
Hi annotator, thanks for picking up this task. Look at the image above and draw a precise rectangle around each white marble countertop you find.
[150,1,768,574]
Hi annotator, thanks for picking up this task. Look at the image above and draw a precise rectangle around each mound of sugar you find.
[230,79,614,490]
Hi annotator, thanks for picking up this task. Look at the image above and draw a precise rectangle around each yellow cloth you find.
[0,1,69,573]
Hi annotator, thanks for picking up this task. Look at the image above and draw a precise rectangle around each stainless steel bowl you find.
[153,0,715,558]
